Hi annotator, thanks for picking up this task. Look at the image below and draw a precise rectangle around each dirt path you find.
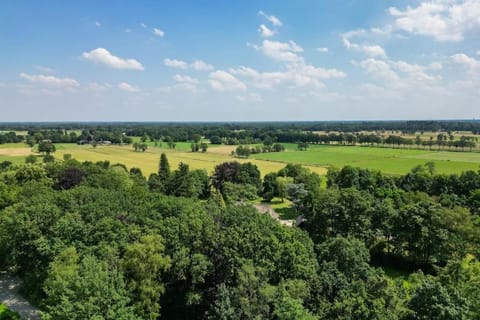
[0,272,40,320]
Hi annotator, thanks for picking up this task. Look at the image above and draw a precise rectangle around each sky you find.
[1,0,480,121]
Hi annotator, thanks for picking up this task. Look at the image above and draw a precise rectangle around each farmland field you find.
[1,141,480,176]
[251,144,480,175]
[51,143,328,176]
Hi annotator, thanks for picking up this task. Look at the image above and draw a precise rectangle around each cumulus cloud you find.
[236,36,346,90]
[392,60,442,81]
[140,23,147,28]
[389,0,480,41]
[208,70,246,91]
[230,63,345,90]
[253,40,304,62]
[164,58,214,71]
[258,24,275,37]
[451,53,480,75]
[19,73,80,87]
[316,47,329,53]
[354,59,400,83]
[153,28,165,37]
[342,36,386,58]
[191,60,214,71]
[82,48,144,70]
[174,74,199,84]
[258,11,282,27]
[354,58,443,90]
[164,58,188,69]
[118,82,139,92]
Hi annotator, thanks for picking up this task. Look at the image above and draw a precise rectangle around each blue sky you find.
[1,0,479,121]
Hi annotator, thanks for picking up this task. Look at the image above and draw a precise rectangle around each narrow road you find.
[0,272,40,320]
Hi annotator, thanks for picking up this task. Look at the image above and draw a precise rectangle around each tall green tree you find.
[122,234,171,320]
[158,153,170,180]
[43,248,136,320]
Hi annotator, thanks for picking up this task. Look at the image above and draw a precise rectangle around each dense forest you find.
[0,152,479,319]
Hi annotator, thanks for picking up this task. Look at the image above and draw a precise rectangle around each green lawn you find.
[252,145,480,175]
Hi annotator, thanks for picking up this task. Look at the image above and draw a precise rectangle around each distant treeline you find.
[1,120,480,135]
[1,121,479,150]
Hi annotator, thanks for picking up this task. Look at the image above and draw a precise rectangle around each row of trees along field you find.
[1,126,479,153]
[0,152,480,319]
[2,120,480,135]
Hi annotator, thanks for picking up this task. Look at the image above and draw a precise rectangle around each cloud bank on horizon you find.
[0,0,479,121]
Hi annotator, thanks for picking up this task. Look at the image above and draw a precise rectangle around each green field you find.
[50,144,327,177]
[1,141,480,176]
[252,144,480,175]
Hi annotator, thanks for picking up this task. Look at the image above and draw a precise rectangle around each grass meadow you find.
[0,140,479,176]
[252,144,480,175]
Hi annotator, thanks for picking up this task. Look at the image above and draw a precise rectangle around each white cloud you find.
[174,74,199,84]
[342,37,386,58]
[164,58,188,69]
[258,11,282,27]
[82,48,144,70]
[316,47,329,53]
[253,40,304,63]
[153,28,165,37]
[95,21,101,27]
[87,82,112,91]
[371,26,393,36]
[236,93,263,103]
[118,82,139,92]
[208,70,246,91]
[354,57,443,90]
[342,29,367,39]
[258,24,275,37]
[19,73,80,87]
[451,53,480,74]
[34,65,54,73]
[391,60,441,81]
[230,63,345,90]
[140,23,147,28]
[452,53,480,67]
[164,58,214,71]
[191,60,214,71]
[355,59,400,83]
[389,0,480,41]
